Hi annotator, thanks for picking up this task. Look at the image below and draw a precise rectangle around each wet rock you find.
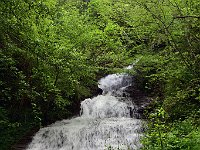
[124,84,151,119]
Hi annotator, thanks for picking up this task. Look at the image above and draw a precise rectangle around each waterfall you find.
[26,71,143,150]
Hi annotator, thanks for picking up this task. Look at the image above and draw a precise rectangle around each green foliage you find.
[143,110,200,150]
[0,106,35,150]
[0,0,133,148]
[128,0,200,149]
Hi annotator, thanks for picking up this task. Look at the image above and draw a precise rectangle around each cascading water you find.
[27,70,143,150]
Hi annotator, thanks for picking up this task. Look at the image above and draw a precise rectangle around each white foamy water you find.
[27,71,143,150]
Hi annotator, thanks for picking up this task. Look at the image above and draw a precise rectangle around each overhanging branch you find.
[174,15,200,19]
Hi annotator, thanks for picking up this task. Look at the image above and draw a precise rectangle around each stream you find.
[26,70,143,150]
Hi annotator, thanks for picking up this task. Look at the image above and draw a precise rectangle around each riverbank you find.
[11,128,39,150]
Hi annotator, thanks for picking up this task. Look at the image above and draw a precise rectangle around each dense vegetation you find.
[0,0,199,149]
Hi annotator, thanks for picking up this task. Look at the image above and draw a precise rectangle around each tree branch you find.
[174,15,200,19]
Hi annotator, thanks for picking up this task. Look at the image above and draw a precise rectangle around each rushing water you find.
[27,72,143,150]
